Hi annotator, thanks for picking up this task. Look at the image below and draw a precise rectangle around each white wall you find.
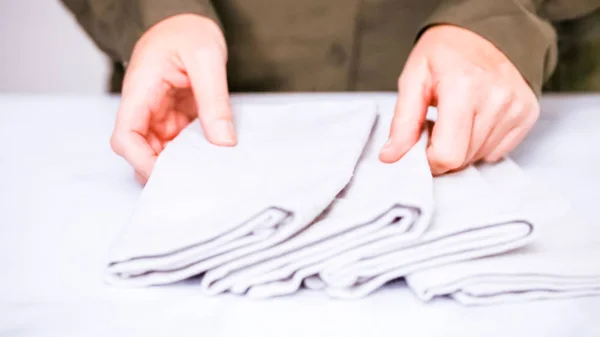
[0,0,110,94]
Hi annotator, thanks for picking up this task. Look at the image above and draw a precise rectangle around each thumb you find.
[181,44,237,146]
[379,58,432,163]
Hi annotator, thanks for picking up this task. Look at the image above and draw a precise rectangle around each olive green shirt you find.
[60,0,600,94]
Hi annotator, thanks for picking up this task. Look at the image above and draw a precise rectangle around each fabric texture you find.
[199,110,434,297]
[104,98,599,304]
[104,101,378,286]
[404,159,600,305]
[311,159,539,300]
[211,158,540,300]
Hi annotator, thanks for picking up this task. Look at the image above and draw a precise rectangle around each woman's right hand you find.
[109,14,236,184]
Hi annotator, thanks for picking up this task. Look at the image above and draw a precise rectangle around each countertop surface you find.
[1,93,599,337]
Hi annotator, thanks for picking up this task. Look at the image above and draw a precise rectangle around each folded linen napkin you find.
[199,109,434,296]
[218,157,540,299]
[312,159,540,299]
[405,162,600,305]
[104,101,378,286]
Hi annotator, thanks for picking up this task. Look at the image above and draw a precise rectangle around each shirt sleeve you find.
[60,0,222,65]
[417,0,559,97]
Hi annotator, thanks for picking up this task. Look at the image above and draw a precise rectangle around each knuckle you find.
[193,41,224,61]
[194,39,218,53]
[523,107,540,128]
[459,65,484,82]
[527,106,540,124]
[397,68,428,93]
[452,71,474,88]
[511,98,526,114]
[397,73,412,92]
[109,132,125,155]
[529,99,541,119]
[505,99,526,122]
[397,59,421,88]
[440,70,477,93]
[491,86,514,107]
[505,110,521,124]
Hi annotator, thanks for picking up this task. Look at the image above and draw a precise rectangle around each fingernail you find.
[213,120,236,145]
[380,139,402,163]
[381,139,393,151]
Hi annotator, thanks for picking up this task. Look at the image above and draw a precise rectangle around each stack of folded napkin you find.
[105,100,600,305]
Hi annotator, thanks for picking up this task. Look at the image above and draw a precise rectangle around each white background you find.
[0,0,110,94]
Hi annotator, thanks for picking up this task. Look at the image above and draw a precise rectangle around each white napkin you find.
[199,110,434,296]
[313,159,540,299]
[104,101,378,286]
[222,158,540,299]
[405,160,600,305]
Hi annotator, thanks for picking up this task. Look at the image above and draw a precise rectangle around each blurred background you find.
[0,1,598,94]
[0,0,109,94]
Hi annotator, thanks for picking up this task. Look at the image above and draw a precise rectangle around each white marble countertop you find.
[1,93,599,337]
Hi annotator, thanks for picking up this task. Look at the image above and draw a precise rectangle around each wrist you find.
[131,13,228,66]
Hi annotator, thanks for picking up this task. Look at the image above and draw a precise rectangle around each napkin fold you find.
[213,158,539,299]
[199,110,433,296]
[105,99,598,305]
[405,162,600,305]
[104,101,378,286]
[313,159,538,299]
